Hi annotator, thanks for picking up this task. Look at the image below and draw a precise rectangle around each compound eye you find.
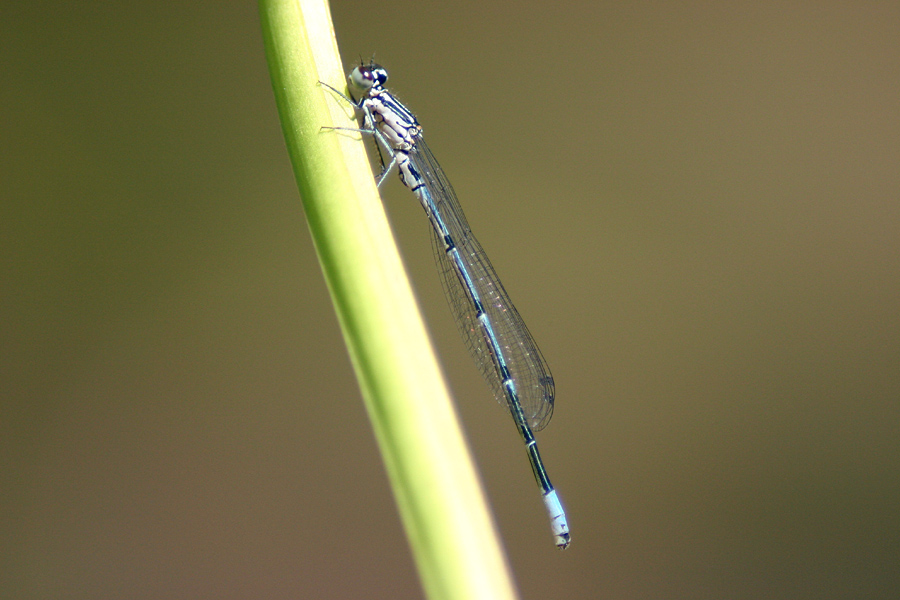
[349,63,388,93]
[349,66,375,91]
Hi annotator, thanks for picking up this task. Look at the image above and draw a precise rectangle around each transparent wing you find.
[408,138,555,431]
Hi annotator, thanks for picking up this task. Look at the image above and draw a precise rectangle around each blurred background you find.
[3,1,898,598]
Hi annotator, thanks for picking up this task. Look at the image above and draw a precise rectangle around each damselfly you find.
[323,63,570,548]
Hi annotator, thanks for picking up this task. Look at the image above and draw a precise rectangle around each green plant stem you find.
[258,1,518,598]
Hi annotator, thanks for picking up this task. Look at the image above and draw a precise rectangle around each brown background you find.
[3,1,898,598]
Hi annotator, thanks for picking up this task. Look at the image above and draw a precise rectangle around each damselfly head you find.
[349,63,388,95]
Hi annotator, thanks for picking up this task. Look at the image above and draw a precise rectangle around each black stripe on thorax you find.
[379,94,417,126]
